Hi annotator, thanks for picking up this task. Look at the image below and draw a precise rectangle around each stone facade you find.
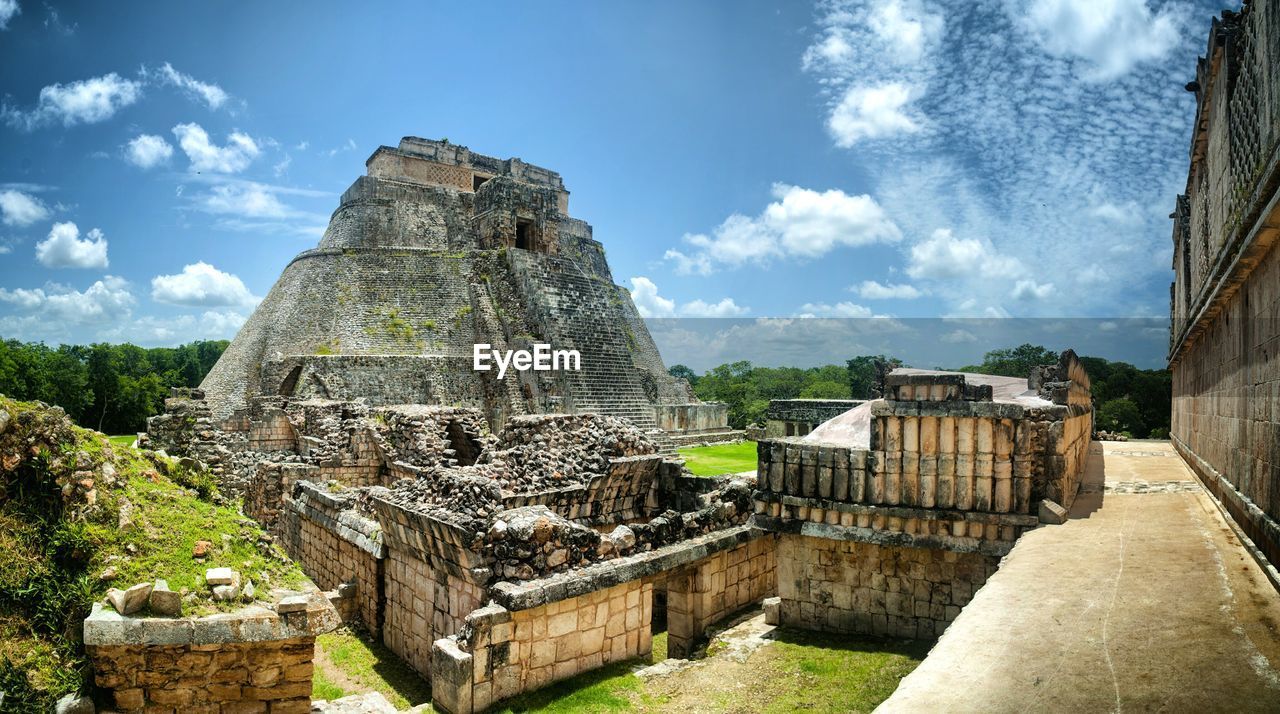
[193,136,725,442]
[765,399,864,438]
[754,357,1090,636]
[83,595,339,713]
[1169,2,1280,571]
[665,534,776,657]
[776,536,997,639]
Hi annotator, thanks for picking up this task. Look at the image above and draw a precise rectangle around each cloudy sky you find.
[0,0,1229,368]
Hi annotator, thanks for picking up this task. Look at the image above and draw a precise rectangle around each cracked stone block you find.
[1038,499,1068,525]
[205,567,236,585]
[106,582,153,616]
[148,579,183,617]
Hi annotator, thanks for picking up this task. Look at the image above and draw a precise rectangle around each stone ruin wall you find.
[1169,0,1280,570]
[83,594,339,714]
[765,399,866,438]
[753,356,1091,638]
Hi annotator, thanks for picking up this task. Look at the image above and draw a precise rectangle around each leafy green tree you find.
[1096,397,1144,435]
[846,355,902,398]
[667,364,699,387]
[800,380,849,399]
[959,343,1059,378]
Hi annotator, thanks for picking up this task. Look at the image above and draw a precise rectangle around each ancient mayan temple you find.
[1169,2,1280,570]
[199,137,730,442]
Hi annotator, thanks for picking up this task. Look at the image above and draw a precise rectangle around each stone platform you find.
[877,441,1280,712]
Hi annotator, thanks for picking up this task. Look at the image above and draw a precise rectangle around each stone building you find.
[1169,1,1280,570]
[197,137,730,443]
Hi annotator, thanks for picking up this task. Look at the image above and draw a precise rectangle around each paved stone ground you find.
[879,440,1280,713]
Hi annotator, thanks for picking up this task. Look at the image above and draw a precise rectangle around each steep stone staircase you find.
[506,251,669,448]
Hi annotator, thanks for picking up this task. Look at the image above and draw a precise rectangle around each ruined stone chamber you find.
[753,353,1092,639]
[1168,2,1280,573]
[192,137,731,445]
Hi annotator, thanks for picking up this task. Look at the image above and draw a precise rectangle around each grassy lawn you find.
[754,628,929,713]
[678,441,758,477]
[313,628,433,709]
[108,434,137,448]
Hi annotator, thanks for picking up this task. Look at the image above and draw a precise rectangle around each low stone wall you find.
[279,481,385,634]
[435,579,654,713]
[501,455,661,525]
[248,409,297,451]
[765,399,864,438]
[431,525,774,712]
[384,546,487,678]
[244,462,319,533]
[655,402,730,434]
[83,595,338,713]
[776,534,998,639]
[666,534,776,657]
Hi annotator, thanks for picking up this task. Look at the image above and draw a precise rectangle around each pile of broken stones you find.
[103,567,310,618]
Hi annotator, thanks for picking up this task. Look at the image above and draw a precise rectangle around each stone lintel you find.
[752,491,1038,527]
[871,401,1027,419]
[489,525,764,612]
[753,515,1016,557]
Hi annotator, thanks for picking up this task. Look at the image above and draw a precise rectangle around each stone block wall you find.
[501,455,662,526]
[83,596,338,714]
[655,403,731,434]
[244,463,318,533]
[279,482,385,635]
[1167,0,1280,571]
[666,534,777,657]
[765,399,864,438]
[776,535,998,639]
[88,639,315,713]
[248,409,297,451]
[383,547,486,678]
[432,580,653,714]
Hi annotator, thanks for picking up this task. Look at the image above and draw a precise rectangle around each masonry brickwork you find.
[1169,1,1280,570]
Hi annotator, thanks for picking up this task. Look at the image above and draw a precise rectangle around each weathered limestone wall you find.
[765,399,864,438]
[244,463,318,533]
[655,403,730,434]
[279,482,385,635]
[248,409,296,451]
[1173,242,1280,566]
[383,547,487,678]
[433,580,652,714]
[666,534,777,657]
[1168,0,1280,569]
[776,535,998,639]
[83,596,338,714]
[500,454,662,526]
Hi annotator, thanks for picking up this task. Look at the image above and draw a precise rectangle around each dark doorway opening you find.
[444,420,483,466]
[473,174,489,192]
[278,366,302,396]
[515,219,533,250]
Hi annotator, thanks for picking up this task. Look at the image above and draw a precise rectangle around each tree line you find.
[671,343,1172,439]
[0,339,228,435]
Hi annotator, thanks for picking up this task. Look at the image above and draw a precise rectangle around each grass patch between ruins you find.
[107,434,136,448]
[313,628,433,709]
[678,441,758,477]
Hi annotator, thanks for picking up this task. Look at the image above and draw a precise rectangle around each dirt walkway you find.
[878,441,1280,713]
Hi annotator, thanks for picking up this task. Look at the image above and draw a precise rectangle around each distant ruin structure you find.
[1169,1,1280,572]
[197,137,735,445]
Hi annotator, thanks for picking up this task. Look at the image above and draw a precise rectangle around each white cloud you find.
[1011,279,1055,300]
[172,123,260,173]
[855,280,924,299]
[669,183,900,273]
[151,262,259,307]
[34,221,109,269]
[828,82,921,147]
[2,73,142,129]
[0,0,19,30]
[201,183,289,218]
[273,153,292,177]
[1021,0,1185,80]
[797,301,875,318]
[0,189,50,226]
[124,133,174,169]
[153,62,229,110]
[940,328,978,344]
[906,228,1023,281]
[680,298,749,318]
[868,0,944,65]
[0,276,134,324]
[628,277,747,318]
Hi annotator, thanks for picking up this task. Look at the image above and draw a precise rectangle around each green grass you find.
[108,434,136,448]
[313,628,432,709]
[677,441,758,477]
[757,628,929,713]
[493,660,657,713]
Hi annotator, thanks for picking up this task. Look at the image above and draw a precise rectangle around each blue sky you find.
[0,0,1231,369]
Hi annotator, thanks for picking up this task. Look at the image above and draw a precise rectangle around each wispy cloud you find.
[2,72,142,129]
[628,276,748,317]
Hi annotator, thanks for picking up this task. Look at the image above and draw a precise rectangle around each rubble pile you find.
[483,414,656,492]
[371,405,492,468]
